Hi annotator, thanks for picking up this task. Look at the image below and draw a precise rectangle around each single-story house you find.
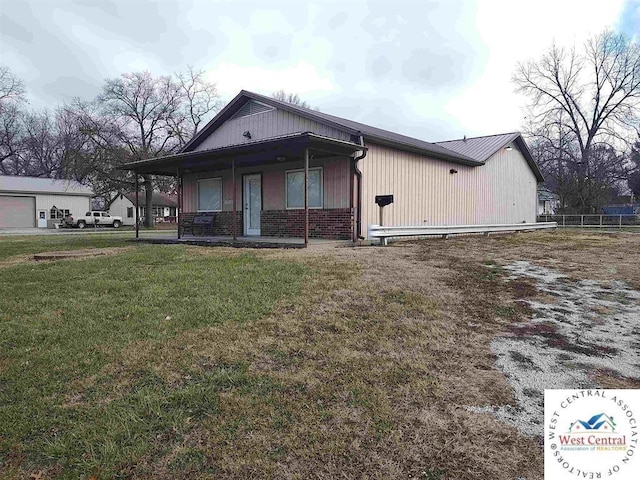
[108,192,178,225]
[0,175,93,228]
[537,185,559,215]
[123,90,543,243]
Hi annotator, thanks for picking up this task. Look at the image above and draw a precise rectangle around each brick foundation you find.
[260,208,353,240]
[180,209,353,240]
[180,211,243,236]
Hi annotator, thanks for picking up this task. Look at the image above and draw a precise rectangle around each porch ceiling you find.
[122,132,366,176]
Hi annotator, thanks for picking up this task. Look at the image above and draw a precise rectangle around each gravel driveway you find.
[469,260,640,438]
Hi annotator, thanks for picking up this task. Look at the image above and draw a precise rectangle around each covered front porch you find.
[123,132,366,246]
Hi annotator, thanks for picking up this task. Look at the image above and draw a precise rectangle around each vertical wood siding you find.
[182,157,351,212]
[193,108,352,151]
[360,142,537,233]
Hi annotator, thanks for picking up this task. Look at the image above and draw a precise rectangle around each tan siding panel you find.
[360,142,537,235]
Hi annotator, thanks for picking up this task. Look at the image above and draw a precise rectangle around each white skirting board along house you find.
[0,175,93,228]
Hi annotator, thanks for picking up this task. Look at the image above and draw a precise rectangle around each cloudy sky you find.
[1,0,638,141]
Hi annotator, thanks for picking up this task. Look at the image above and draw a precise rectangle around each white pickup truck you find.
[62,211,123,229]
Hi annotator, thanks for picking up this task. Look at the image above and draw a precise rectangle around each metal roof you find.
[182,90,482,166]
[123,132,366,175]
[436,132,544,182]
[124,192,177,207]
[0,175,93,196]
[436,132,520,162]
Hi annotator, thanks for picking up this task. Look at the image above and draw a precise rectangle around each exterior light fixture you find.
[505,145,513,151]
[276,155,287,162]
[449,169,458,174]
[243,131,252,139]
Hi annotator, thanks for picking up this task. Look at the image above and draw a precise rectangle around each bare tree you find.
[272,89,317,110]
[514,31,640,212]
[72,70,220,226]
[0,67,25,103]
[0,66,27,174]
[172,66,221,146]
[96,72,186,226]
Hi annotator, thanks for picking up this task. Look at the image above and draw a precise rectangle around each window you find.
[127,207,133,218]
[50,208,70,219]
[101,213,110,217]
[152,206,165,217]
[198,178,223,212]
[93,212,100,217]
[286,168,323,209]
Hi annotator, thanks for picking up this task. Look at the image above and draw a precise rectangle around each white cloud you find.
[206,61,335,98]
[444,0,627,137]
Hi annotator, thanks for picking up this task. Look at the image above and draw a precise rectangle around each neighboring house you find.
[537,185,560,215]
[0,175,93,228]
[123,90,543,241]
[602,195,639,215]
[108,192,178,225]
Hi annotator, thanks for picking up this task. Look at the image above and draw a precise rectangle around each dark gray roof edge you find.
[123,132,366,170]
[513,135,544,182]
[181,90,480,165]
[0,189,92,197]
[436,131,521,144]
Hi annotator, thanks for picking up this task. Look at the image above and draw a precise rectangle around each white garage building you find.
[0,175,93,228]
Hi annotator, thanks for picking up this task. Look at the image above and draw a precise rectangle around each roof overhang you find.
[0,189,93,197]
[122,132,366,176]
[513,135,544,183]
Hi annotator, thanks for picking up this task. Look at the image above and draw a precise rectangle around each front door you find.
[37,210,47,228]
[243,174,261,236]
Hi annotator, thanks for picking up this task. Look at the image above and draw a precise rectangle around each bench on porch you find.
[179,213,215,236]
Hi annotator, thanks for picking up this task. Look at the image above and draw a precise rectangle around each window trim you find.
[197,177,224,212]
[285,167,323,210]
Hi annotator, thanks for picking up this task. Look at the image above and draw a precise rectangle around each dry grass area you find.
[2,230,638,479]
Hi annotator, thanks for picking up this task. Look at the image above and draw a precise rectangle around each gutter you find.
[353,134,367,240]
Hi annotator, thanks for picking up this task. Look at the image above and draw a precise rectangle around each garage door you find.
[0,195,36,227]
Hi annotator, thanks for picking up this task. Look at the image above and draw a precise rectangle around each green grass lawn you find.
[0,235,135,261]
[6,233,624,479]
[0,241,306,479]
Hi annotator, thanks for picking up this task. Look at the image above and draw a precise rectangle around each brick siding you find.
[260,208,353,240]
[180,209,352,240]
[179,211,243,236]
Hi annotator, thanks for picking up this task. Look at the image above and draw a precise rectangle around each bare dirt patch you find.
[33,247,129,261]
